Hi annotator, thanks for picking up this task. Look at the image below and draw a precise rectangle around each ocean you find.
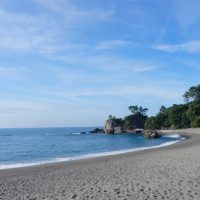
[0,127,184,169]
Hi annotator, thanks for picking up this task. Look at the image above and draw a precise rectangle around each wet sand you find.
[0,128,200,200]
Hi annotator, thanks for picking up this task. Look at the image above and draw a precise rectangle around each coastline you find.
[1,128,200,199]
[0,131,192,174]
[0,132,184,171]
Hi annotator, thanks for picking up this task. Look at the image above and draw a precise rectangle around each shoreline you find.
[0,131,191,174]
[1,128,200,199]
[0,132,184,171]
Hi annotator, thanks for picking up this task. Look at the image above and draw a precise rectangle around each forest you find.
[110,84,200,130]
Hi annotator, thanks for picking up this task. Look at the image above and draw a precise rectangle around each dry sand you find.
[0,129,200,200]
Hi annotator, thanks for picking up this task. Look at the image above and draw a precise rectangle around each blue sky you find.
[0,0,200,128]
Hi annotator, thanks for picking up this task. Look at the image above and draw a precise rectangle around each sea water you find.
[0,127,184,169]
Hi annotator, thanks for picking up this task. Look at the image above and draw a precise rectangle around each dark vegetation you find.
[110,84,200,130]
[109,105,148,129]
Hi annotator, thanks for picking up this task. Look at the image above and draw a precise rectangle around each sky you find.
[0,0,200,128]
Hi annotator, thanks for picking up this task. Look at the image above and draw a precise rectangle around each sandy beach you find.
[0,129,200,200]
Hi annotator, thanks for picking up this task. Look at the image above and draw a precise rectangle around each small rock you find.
[144,130,160,139]
[72,194,77,199]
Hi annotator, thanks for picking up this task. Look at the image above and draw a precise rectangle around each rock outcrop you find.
[104,118,124,134]
[105,119,115,134]
[144,130,161,139]
[114,126,123,134]
[90,128,105,134]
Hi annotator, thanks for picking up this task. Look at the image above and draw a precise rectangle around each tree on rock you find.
[125,105,148,129]
[128,106,148,115]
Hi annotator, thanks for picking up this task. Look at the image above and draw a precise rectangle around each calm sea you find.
[0,127,183,169]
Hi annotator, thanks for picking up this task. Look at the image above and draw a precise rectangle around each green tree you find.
[124,106,148,129]
[108,83,200,131]
[186,100,200,127]
[128,106,139,114]
[155,105,168,128]
[160,105,167,113]
[145,117,160,130]
[124,113,147,129]
[124,115,135,129]
[183,84,200,102]
[167,104,190,129]
[128,105,148,115]
[112,116,124,127]
[139,106,148,115]
[108,115,112,120]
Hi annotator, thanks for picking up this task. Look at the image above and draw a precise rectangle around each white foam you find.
[0,137,185,170]
[72,132,81,135]
[45,134,56,136]
[162,134,180,138]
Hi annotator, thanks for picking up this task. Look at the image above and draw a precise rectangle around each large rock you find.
[104,116,124,134]
[114,126,124,134]
[105,119,115,134]
[144,130,160,139]
[90,128,105,134]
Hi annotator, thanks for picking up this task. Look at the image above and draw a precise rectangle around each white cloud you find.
[56,53,161,74]
[132,65,159,73]
[0,2,114,54]
[0,7,57,52]
[95,40,131,50]
[0,66,28,78]
[35,0,115,24]
[152,40,200,53]
[79,85,183,101]
[35,83,185,104]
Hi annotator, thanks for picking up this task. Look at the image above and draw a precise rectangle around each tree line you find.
[109,84,200,130]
